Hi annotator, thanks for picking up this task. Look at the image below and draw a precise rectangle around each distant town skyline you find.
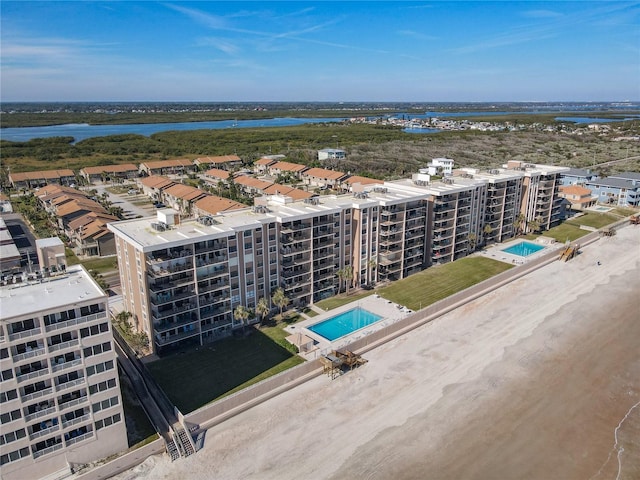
[1,1,639,102]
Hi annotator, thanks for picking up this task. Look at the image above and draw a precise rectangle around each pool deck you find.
[284,295,412,359]
[480,237,563,265]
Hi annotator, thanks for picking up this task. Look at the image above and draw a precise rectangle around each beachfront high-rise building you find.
[505,161,569,231]
[108,163,566,357]
[0,264,127,480]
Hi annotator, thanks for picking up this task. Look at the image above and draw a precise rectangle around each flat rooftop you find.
[0,265,106,321]
[108,185,430,251]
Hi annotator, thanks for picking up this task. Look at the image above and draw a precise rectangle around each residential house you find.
[266,161,308,180]
[318,148,346,161]
[79,164,138,184]
[161,184,209,216]
[136,176,176,202]
[9,170,76,190]
[559,167,597,186]
[584,177,640,207]
[194,155,242,171]
[558,185,597,211]
[139,159,196,177]
[301,168,346,190]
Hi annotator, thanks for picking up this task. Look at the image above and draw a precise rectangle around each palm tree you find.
[271,288,289,318]
[343,265,354,296]
[336,268,346,293]
[233,305,251,335]
[255,297,270,325]
[527,218,541,234]
[468,232,478,252]
[366,258,377,285]
[483,224,493,244]
[514,213,526,235]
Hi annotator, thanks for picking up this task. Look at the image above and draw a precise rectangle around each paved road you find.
[90,184,157,219]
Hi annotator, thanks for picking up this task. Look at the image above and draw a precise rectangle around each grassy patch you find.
[315,291,373,311]
[80,256,118,273]
[376,257,513,311]
[146,330,304,413]
[65,248,81,266]
[302,307,319,317]
[566,211,619,229]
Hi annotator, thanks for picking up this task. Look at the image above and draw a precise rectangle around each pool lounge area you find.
[482,237,558,264]
[285,296,411,357]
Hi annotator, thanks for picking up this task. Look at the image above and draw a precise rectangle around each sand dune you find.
[115,224,640,480]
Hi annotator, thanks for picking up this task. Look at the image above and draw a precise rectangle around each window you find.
[88,378,116,395]
[92,396,119,414]
[83,342,112,358]
[95,413,121,431]
[0,390,17,404]
[80,323,109,338]
[86,360,114,377]
[0,409,21,424]
[0,447,30,466]
[1,369,13,382]
[0,428,26,446]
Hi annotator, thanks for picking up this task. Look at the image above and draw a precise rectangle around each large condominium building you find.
[0,264,127,480]
[505,161,569,231]
[108,164,566,357]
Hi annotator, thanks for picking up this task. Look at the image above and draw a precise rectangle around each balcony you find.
[152,301,198,320]
[21,387,54,403]
[65,430,94,447]
[17,367,50,384]
[32,441,63,459]
[59,395,88,411]
[13,346,46,363]
[62,413,91,430]
[51,358,82,373]
[155,327,200,346]
[30,422,60,441]
[45,311,107,333]
[8,327,42,342]
[48,338,80,353]
[56,377,85,393]
[25,406,57,423]
[147,262,192,278]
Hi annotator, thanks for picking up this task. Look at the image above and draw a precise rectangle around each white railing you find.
[13,346,46,362]
[45,311,107,333]
[29,423,59,441]
[62,414,90,430]
[48,338,79,353]
[24,406,57,423]
[56,377,85,392]
[17,368,50,383]
[51,358,82,373]
[21,387,53,403]
[58,396,88,411]
[8,327,42,342]
[65,430,94,447]
[32,442,63,459]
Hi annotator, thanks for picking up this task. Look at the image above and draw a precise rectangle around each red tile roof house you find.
[266,161,308,180]
[253,157,279,175]
[558,185,597,211]
[79,163,139,183]
[233,175,275,196]
[9,169,76,190]
[139,159,196,176]
[67,212,119,256]
[161,184,210,216]
[340,175,384,192]
[202,168,234,187]
[53,198,109,230]
[137,176,176,202]
[300,167,347,189]
[262,184,315,201]
[194,155,243,171]
[192,195,247,217]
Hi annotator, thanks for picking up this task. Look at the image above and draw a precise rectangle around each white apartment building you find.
[108,164,565,357]
[0,265,127,480]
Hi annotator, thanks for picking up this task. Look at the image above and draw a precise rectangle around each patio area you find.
[479,237,561,265]
[284,295,411,359]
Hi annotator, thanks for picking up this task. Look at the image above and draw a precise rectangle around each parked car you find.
[154,202,166,208]
[128,189,138,195]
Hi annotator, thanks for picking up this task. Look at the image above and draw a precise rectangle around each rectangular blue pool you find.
[501,241,545,257]
[308,307,383,341]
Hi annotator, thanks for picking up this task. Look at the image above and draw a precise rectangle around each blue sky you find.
[1,1,639,102]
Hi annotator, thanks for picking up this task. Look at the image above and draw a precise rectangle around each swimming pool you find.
[501,241,545,257]
[308,307,383,341]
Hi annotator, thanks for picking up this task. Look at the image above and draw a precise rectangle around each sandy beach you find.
[115,224,640,480]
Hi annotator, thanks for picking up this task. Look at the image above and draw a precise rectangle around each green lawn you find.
[146,330,304,413]
[80,256,118,274]
[529,211,621,243]
[376,257,513,311]
[315,291,374,311]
